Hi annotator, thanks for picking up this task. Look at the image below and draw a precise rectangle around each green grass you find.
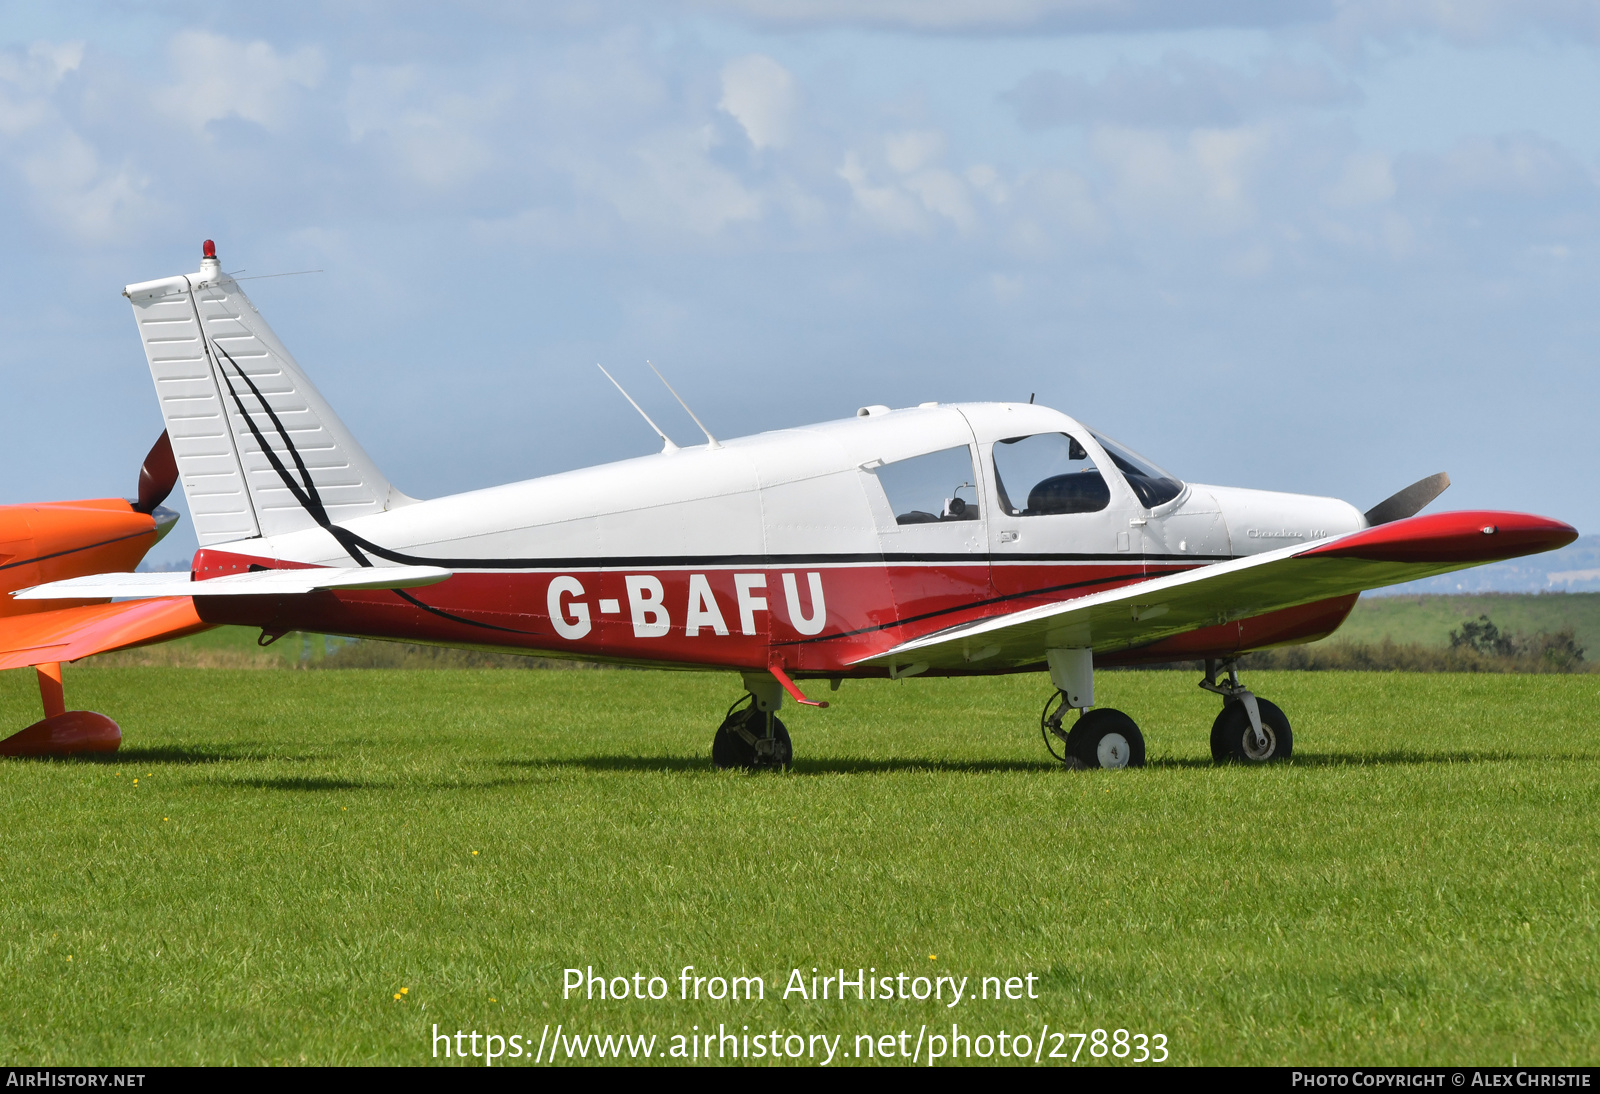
[1334,593,1600,650]
[1,667,1597,1066]
[88,624,351,668]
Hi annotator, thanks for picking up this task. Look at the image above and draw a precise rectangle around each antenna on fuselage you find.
[648,361,722,450]
[596,364,679,455]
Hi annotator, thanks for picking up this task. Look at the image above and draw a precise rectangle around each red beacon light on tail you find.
[202,239,216,259]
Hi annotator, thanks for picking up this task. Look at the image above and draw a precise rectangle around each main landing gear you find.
[1200,659,1293,764]
[1040,648,1146,770]
[712,672,793,770]
[0,662,122,758]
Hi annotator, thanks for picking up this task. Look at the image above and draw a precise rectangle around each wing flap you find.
[856,509,1575,671]
[0,598,208,671]
[12,565,452,602]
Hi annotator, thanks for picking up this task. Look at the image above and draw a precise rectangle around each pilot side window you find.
[874,446,980,525]
[992,433,1110,516]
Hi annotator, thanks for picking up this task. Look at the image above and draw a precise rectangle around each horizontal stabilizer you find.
[1365,472,1450,526]
[13,565,451,602]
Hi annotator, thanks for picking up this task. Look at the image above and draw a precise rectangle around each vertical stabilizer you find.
[123,242,406,547]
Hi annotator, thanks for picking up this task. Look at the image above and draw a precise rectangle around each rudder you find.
[124,242,408,547]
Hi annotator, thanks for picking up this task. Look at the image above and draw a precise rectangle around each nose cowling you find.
[1202,485,1367,558]
[0,499,165,610]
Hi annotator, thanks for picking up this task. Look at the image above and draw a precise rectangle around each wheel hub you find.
[1241,724,1276,761]
[1096,731,1130,769]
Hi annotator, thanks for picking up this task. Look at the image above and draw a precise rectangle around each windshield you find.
[1088,430,1184,509]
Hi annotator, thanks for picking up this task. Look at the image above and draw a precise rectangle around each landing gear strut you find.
[712,672,792,770]
[1041,648,1145,770]
[1200,659,1292,764]
[0,662,121,758]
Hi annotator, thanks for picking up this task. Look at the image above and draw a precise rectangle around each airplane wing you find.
[853,510,1576,673]
[13,565,452,601]
[0,598,208,671]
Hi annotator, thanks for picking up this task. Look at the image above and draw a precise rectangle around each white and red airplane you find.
[11,242,1578,768]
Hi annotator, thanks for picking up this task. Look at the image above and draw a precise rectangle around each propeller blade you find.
[133,431,178,515]
[1364,471,1450,526]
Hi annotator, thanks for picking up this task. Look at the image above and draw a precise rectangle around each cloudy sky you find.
[3,1,1597,559]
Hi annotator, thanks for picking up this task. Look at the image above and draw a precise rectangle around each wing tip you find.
[1305,510,1577,564]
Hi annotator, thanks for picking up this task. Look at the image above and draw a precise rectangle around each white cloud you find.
[905,168,974,231]
[0,40,154,241]
[0,40,83,94]
[0,40,83,137]
[1091,124,1270,235]
[346,65,502,188]
[690,0,1331,33]
[1325,151,1395,208]
[1012,167,1103,246]
[838,132,977,233]
[1425,133,1585,196]
[885,130,945,174]
[1326,0,1600,46]
[838,151,924,233]
[155,30,324,133]
[19,131,149,241]
[604,128,763,235]
[1006,53,1356,130]
[965,164,1009,205]
[718,54,796,150]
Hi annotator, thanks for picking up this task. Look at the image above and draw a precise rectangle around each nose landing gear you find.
[1201,659,1293,763]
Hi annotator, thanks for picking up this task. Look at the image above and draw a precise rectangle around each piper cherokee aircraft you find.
[12,241,1578,769]
[0,435,210,755]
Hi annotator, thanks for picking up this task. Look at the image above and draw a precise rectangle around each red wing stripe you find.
[1298,510,1575,564]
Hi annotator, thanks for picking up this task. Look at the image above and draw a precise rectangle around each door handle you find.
[999,530,1019,543]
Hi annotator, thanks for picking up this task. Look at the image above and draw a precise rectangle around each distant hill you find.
[1369,534,1600,595]
[1330,592,1600,652]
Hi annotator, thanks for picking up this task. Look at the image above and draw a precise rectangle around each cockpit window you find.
[992,433,1110,516]
[873,445,980,525]
[1088,430,1185,509]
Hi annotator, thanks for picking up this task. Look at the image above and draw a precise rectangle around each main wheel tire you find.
[712,707,792,770]
[1063,707,1145,770]
[1210,698,1293,763]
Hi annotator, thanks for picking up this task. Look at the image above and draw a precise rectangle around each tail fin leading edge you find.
[123,244,406,548]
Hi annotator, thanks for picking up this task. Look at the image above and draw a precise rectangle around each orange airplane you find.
[0,434,209,756]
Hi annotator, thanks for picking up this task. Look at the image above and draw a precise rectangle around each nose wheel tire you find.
[712,700,792,770]
[1210,698,1293,763]
[1062,707,1145,770]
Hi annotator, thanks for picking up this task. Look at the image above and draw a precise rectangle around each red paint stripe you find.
[1299,510,1576,564]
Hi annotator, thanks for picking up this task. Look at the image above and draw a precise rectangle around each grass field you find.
[1,667,1597,1066]
[1336,593,1600,651]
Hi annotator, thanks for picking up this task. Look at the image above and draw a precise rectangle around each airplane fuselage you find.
[193,402,1366,676]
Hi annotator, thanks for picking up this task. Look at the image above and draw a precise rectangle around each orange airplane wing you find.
[0,597,206,671]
